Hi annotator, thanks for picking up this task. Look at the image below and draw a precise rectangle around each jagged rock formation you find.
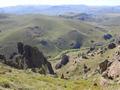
[5,42,54,75]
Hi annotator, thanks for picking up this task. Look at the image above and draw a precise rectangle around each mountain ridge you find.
[0,5,120,15]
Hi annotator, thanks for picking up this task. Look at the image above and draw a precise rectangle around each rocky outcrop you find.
[55,55,69,69]
[5,42,54,75]
[61,55,69,65]
[17,42,24,55]
[107,60,120,79]
[98,46,120,84]
[102,58,120,80]
[98,59,112,74]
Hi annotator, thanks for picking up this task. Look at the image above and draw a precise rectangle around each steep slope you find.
[0,14,105,57]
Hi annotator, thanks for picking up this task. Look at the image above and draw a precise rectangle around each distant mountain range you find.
[0,5,120,15]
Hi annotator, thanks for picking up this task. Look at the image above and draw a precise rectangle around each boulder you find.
[55,55,69,69]
[108,43,116,49]
[55,63,62,69]
[103,34,112,40]
[61,55,69,65]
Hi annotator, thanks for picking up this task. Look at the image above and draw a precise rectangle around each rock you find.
[55,63,62,69]
[55,55,69,70]
[100,77,109,86]
[61,55,69,65]
[108,43,116,49]
[46,61,55,74]
[99,59,112,74]
[17,42,24,55]
[71,41,81,49]
[93,83,98,86]
[5,54,25,69]
[81,53,88,59]
[107,60,120,79]
[60,73,69,80]
[23,45,54,74]
[61,74,64,79]
[5,42,55,75]
[103,34,112,40]
[83,64,90,74]
[87,46,95,54]
[9,52,17,59]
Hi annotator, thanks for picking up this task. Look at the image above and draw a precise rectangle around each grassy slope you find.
[50,44,120,90]
[0,14,105,57]
[0,63,102,90]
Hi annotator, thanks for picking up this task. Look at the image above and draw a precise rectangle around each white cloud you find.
[0,0,119,7]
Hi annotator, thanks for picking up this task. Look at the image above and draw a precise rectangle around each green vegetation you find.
[0,13,120,90]
[0,63,102,90]
[0,14,105,57]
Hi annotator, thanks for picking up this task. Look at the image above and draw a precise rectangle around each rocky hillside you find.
[0,37,120,90]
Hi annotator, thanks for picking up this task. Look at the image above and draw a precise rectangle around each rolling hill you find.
[0,14,106,57]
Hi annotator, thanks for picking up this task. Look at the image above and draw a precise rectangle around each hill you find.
[0,37,120,90]
[0,14,106,57]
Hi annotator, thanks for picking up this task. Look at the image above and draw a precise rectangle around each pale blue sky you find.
[0,0,120,7]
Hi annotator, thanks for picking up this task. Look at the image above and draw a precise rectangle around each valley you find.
[0,5,120,90]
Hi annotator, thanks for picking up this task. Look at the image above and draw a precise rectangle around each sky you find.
[0,0,120,7]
